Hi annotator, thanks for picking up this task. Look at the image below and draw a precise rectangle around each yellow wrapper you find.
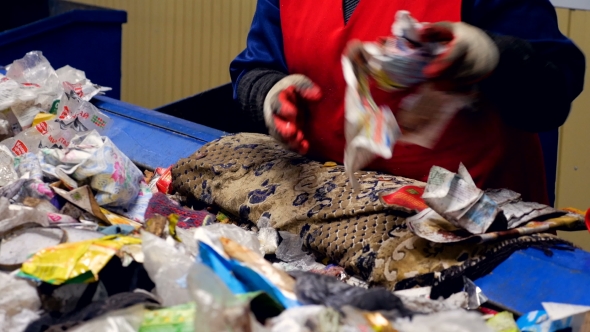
[20,235,141,285]
[32,113,55,126]
[362,312,398,332]
[168,214,181,242]
[101,208,142,229]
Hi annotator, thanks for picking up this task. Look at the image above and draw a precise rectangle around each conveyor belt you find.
[94,95,590,315]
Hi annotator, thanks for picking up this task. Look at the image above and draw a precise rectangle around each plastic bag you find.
[196,223,263,256]
[187,262,240,332]
[266,306,332,332]
[39,130,144,208]
[56,65,111,105]
[0,272,41,332]
[6,51,60,109]
[0,145,17,186]
[141,231,194,307]
[394,310,493,332]
[1,85,112,156]
[68,304,145,332]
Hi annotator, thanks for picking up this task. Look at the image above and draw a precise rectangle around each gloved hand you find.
[419,22,499,90]
[263,74,322,155]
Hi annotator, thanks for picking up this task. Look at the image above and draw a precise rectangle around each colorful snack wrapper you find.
[19,235,141,285]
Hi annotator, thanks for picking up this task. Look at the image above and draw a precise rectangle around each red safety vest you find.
[280,0,548,204]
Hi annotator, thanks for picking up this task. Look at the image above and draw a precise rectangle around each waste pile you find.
[0,52,587,332]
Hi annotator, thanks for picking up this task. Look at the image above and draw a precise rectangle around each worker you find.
[230,0,585,204]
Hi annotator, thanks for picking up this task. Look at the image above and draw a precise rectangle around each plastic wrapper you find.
[56,65,112,105]
[5,51,60,119]
[196,223,263,256]
[0,52,110,141]
[276,231,310,262]
[18,235,141,285]
[187,263,270,332]
[487,312,519,332]
[342,11,471,190]
[0,272,41,332]
[0,152,55,204]
[140,302,195,331]
[1,85,112,156]
[221,237,296,295]
[0,145,17,186]
[340,307,397,332]
[517,302,590,332]
[258,227,279,255]
[266,305,339,332]
[141,231,194,307]
[111,180,153,222]
[394,310,493,332]
[0,197,49,236]
[68,304,145,332]
[394,287,468,314]
[39,130,144,208]
[0,227,65,267]
[274,256,325,273]
[342,53,401,191]
[197,239,299,309]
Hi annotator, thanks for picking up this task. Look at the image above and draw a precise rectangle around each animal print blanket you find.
[172,133,573,290]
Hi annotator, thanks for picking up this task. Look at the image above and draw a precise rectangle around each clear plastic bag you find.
[198,223,263,256]
[141,231,194,307]
[0,272,41,332]
[1,85,112,156]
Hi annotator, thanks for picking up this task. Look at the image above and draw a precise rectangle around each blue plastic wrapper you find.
[517,310,575,332]
[198,241,300,309]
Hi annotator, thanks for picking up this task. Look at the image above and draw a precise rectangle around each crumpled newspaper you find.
[342,11,472,190]
[421,163,499,234]
[39,130,144,209]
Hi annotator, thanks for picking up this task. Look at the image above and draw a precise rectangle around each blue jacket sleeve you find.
[466,0,586,132]
[230,0,287,98]
[229,0,288,129]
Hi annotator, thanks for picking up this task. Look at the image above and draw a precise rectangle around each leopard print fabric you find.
[172,133,568,289]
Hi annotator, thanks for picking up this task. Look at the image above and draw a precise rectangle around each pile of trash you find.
[0,51,586,332]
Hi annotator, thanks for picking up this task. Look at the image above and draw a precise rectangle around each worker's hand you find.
[419,22,499,90]
[263,74,322,155]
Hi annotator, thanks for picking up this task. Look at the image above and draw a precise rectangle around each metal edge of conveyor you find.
[92,95,227,143]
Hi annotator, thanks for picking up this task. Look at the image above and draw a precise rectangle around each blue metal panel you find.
[92,96,225,170]
[475,247,590,315]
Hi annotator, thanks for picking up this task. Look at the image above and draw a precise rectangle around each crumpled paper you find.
[39,130,144,209]
[421,164,499,234]
[408,164,570,242]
